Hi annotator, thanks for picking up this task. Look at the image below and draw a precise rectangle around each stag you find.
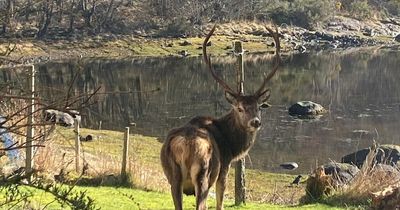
[160,25,281,210]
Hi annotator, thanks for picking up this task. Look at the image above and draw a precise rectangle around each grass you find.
[50,127,306,203]
[1,186,345,210]
[1,32,277,62]
[0,127,355,209]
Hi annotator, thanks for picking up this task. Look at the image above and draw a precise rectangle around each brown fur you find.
[160,25,281,210]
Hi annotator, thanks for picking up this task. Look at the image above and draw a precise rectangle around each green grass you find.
[1,186,345,210]
[1,32,277,61]
[52,127,306,202]
[0,128,352,209]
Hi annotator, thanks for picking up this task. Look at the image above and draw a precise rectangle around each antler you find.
[203,25,237,96]
[255,26,281,97]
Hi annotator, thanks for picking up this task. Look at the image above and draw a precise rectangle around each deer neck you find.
[215,110,258,161]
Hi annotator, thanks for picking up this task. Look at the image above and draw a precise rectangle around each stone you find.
[323,162,360,187]
[288,101,326,117]
[395,34,400,42]
[341,144,400,168]
[178,50,190,57]
[179,40,192,46]
[280,162,298,170]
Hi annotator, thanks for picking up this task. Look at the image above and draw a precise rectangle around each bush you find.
[266,0,336,29]
[157,18,192,38]
[349,0,374,20]
[384,0,400,16]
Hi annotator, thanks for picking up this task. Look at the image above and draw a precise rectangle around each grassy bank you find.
[0,32,275,62]
[1,127,351,209]
[50,127,305,203]
[2,185,347,210]
[1,20,396,65]
[1,125,367,209]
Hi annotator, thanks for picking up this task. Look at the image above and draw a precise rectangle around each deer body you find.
[160,25,281,210]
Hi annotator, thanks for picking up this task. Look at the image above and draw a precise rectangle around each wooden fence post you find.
[234,41,246,205]
[74,119,80,173]
[25,65,35,179]
[121,127,130,178]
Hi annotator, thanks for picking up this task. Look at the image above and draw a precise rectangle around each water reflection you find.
[2,49,400,173]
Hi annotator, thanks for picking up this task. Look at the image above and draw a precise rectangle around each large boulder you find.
[323,162,360,187]
[288,101,326,117]
[341,144,400,168]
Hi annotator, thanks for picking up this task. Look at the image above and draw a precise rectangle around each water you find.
[2,48,400,173]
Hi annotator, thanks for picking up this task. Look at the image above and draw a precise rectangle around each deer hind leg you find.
[192,163,210,210]
[170,162,183,210]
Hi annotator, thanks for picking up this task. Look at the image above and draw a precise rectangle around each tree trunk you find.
[68,0,76,33]
[37,1,54,38]
[2,0,13,33]
[25,0,33,21]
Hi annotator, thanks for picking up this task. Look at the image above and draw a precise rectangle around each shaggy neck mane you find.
[214,109,258,161]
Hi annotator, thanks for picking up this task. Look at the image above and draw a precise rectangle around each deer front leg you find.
[216,165,230,210]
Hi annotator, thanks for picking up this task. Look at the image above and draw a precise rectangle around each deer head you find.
[203,25,281,132]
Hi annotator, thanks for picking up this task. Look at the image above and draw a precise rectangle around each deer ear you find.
[260,102,271,109]
[225,92,237,105]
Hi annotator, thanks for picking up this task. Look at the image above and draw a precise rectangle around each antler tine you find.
[203,25,237,95]
[255,25,281,97]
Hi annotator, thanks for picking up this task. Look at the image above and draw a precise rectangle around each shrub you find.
[265,0,336,29]
[384,0,400,16]
[157,18,191,38]
[349,0,374,20]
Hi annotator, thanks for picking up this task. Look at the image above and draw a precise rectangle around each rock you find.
[341,144,400,168]
[395,34,400,42]
[323,162,360,187]
[178,50,190,57]
[251,30,269,37]
[295,45,306,53]
[363,28,375,37]
[288,101,326,117]
[179,40,192,46]
[321,33,335,41]
[80,134,94,142]
[280,162,298,170]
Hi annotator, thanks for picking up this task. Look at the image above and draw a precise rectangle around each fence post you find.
[234,41,246,205]
[121,127,130,178]
[25,65,35,179]
[74,119,80,173]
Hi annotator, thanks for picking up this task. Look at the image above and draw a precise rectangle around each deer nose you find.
[250,118,261,128]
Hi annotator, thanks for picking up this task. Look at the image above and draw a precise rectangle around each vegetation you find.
[1,185,348,209]
[1,125,350,209]
[0,0,399,40]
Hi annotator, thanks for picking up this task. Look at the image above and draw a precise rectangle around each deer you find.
[160,25,281,210]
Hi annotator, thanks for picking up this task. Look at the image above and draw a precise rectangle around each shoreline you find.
[1,19,400,67]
